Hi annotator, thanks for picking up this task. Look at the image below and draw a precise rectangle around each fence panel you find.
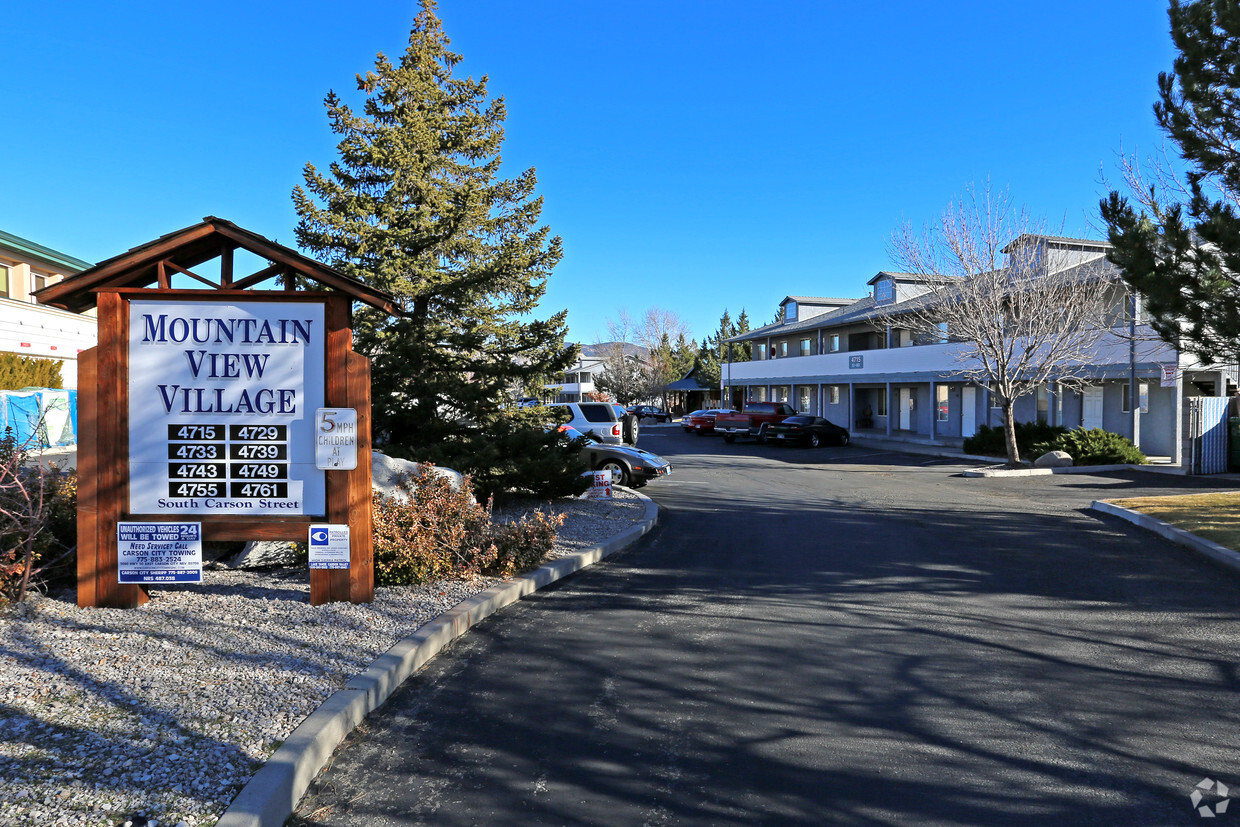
[1188,397,1230,475]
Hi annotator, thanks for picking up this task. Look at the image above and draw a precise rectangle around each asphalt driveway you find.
[291,431,1240,825]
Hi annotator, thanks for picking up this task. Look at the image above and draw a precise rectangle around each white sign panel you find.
[315,408,358,470]
[118,522,202,583]
[308,524,350,569]
[128,300,326,515]
[582,469,613,499]
[1161,363,1178,388]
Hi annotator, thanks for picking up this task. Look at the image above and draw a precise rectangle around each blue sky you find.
[2,1,1175,345]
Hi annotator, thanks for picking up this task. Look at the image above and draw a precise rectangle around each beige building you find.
[0,229,96,388]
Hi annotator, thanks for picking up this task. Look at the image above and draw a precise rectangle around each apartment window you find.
[1121,382,1149,414]
[785,301,798,321]
[798,386,812,411]
[752,386,767,402]
[828,386,840,405]
[936,385,948,421]
[775,385,790,403]
[31,272,48,294]
[799,338,811,356]
[777,341,788,358]
[0,265,8,297]
[828,334,840,352]
[1037,386,1049,421]
[755,343,767,360]
[875,391,888,417]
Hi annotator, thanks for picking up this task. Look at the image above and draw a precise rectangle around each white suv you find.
[547,402,631,445]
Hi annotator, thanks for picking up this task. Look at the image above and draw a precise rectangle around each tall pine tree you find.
[293,1,583,499]
[1101,0,1240,363]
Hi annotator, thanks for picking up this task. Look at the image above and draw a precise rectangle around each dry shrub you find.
[372,464,564,586]
[0,435,78,606]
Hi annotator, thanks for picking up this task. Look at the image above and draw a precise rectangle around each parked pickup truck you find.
[714,402,799,443]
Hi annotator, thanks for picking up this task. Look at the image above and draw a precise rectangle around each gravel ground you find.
[0,489,647,827]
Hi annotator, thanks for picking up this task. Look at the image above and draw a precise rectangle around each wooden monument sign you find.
[37,217,399,609]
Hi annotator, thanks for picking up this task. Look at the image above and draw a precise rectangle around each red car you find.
[682,408,738,435]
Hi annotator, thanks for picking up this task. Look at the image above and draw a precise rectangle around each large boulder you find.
[371,452,465,502]
[1033,450,1074,468]
[228,540,300,570]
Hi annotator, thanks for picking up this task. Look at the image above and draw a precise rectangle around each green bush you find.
[1033,428,1147,466]
[0,353,62,390]
[963,421,1068,458]
[372,463,564,586]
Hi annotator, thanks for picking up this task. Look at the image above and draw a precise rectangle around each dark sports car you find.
[767,415,850,447]
[556,425,671,487]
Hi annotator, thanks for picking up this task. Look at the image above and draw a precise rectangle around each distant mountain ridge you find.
[578,341,650,359]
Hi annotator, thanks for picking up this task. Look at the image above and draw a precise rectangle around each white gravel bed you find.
[0,489,646,827]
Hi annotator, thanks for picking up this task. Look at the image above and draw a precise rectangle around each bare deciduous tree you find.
[592,311,656,405]
[634,308,693,408]
[876,184,1114,465]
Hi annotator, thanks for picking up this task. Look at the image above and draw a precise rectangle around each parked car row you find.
[683,403,851,449]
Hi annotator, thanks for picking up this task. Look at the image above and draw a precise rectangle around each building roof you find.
[865,270,959,286]
[782,295,856,305]
[0,229,93,273]
[726,243,1119,344]
[1003,233,1111,253]
[35,216,400,316]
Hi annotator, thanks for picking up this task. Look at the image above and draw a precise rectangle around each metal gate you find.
[1187,397,1230,474]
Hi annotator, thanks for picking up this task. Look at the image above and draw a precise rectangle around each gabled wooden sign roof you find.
[35,216,400,316]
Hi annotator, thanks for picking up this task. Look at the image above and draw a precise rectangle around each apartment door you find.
[898,388,911,430]
[961,387,977,437]
[1083,386,1104,430]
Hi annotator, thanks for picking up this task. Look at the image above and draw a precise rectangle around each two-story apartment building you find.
[549,342,649,403]
[724,236,1235,464]
[0,229,96,388]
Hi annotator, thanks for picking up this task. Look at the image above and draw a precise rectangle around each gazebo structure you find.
[664,367,718,415]
[37,217,399,609]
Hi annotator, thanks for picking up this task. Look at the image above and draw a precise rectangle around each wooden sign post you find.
[36,218,398,609]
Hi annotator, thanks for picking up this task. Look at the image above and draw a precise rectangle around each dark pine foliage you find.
[1101,0,1240,364]
[293,1,582,499]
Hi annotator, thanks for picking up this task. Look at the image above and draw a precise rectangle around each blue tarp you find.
[5,393,43,448]
[0,388,78,448]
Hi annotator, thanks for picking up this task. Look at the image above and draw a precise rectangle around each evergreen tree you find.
[292,0,582,499]
[734,310,753,361]
[670,333,696,381]
[695,309,735,390]
[1101,0,1240,363]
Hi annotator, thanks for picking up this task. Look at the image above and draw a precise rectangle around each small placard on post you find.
[309,524,351,569]
[118,522,203,583]
[315,408,358,470]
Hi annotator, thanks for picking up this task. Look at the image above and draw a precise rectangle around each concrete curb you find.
[961,463,1140,478]
[1090,498,1240,575]
[216,492,660,827]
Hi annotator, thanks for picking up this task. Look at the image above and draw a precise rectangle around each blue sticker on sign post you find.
[118,522,203,583]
